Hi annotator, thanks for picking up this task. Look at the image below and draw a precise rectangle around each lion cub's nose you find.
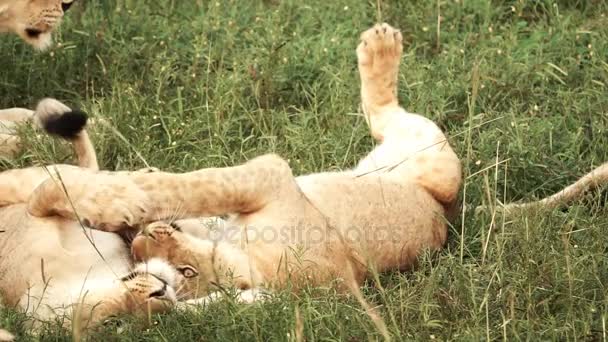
[25,28,43,38]
[149,283,168,298]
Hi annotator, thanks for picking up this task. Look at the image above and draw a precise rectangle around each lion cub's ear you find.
[62,0,75,12]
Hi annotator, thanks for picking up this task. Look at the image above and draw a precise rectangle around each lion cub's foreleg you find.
[26,154,304,231]
[128,153,304,219]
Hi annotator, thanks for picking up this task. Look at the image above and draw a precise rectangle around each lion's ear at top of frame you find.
[62,0,75,12]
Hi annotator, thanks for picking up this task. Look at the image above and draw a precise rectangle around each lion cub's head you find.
[0,0,74,50]
[131,221,260,300]
[73,258,179,330]
[131,222,214,300]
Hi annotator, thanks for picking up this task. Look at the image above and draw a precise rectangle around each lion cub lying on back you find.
[125,23,462,302]
[0,23,462,307]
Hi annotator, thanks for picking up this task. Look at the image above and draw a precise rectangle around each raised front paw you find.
[357,23,403,76]
[27,171,151,232]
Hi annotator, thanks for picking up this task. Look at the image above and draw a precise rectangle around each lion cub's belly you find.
[295,172,447,271]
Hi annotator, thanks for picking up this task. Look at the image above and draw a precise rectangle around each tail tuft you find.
[35,98,88,140]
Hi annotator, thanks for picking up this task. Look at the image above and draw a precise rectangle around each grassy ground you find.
[1,0,608,340]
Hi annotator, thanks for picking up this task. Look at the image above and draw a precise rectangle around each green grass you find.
[1,0,608,340]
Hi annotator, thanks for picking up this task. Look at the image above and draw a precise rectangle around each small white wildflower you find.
[422,26,429,32]
[343,6,348,10]
[475,160,481,166]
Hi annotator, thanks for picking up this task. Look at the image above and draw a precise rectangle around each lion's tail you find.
[476,163,608,214]
[34,98,99,170]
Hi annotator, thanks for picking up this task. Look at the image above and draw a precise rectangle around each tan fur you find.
[0,104,178,331]
[0,0,73,50]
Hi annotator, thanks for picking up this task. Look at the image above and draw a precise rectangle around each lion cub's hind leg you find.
[355,23,461,206]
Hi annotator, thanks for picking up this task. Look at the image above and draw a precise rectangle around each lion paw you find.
[131,222,181,261]
[142,221,179,241]
[357,23,403,78]
[28,172,151,232]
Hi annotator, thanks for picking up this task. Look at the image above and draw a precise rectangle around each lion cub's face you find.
[131,222,214,300]
[0,0,74,50]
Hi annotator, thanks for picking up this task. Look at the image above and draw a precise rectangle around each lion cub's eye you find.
[177,265,199,278]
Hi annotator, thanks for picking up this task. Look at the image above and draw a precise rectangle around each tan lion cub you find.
[125,23,462,302]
